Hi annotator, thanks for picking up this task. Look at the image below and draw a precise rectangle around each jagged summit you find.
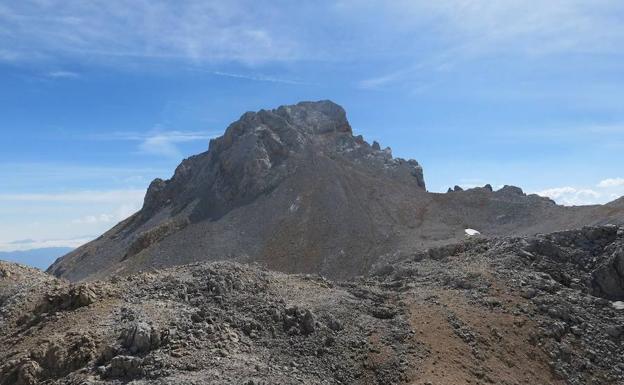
[243,100,353,135]
[140,100,424,224]
[446,184,556,204]
[48,101,624,281]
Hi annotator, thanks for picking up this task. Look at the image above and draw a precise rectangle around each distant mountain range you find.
[0,247,74,270]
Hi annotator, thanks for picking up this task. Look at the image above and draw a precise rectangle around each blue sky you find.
[1,1,624,252]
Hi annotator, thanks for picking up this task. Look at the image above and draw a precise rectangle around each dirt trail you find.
[406,288,563,385]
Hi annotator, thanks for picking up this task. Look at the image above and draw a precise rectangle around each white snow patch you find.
[613,301,624,310]
[465,229,481,236]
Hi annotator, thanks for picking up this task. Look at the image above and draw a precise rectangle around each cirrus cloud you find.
[598,177,624,188]
[71,203,140,225]
[0,1,302,65]
[137,131,215,158]
[98,130,218,158]
[0,189,145,203]
[0,236,95,252]
[47,70,80,78]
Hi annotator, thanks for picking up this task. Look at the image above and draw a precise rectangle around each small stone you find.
[521,288,538,299]
[108,355,143,378]
[606,325,622,338]
[326,315,343,331]
[122,322,158,354]
[301,310,315,335]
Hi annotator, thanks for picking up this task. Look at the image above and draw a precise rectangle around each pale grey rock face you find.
[498,185,524,196]
[107,356,143,378]
[122,322,159,354]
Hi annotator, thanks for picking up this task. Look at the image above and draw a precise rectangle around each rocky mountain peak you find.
[46,101,624,283]
[210,100,351,155]
[272,100,352,135]
[140,100,423,223]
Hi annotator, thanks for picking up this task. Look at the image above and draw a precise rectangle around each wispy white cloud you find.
[47,70,79,78]
[490,123,624,141]
[0,48,20,62]
[0,236,94,252]
[138,134,190,158]
[0,188,145,248]
[0,1,302,65]
[0,162,164,193]
[100,130,217,158]
[0,189,145,203]
[585,124,624,134]
[536,186,602,206]
[598,177,624,188]
[3,1,622,96]
[355,1,624,88]
[7,238,36,245]
[357,51,454,90]
[0,162,162,178]
[72,213,114,224]
[72,202,140,225]
[536,177,624,206]
[358,72,402,90]
[104,131,215,141]
[211,71,308,85]
[411,1,623,55]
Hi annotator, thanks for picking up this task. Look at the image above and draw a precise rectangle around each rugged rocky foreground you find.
[48,100,624,282]
[3,225,623,385]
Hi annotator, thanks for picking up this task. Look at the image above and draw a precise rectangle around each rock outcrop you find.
[138,100,425,224]
[4,226,624,384]
[592,242,624,300]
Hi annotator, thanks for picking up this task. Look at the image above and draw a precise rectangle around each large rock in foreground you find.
[592,234,624,300]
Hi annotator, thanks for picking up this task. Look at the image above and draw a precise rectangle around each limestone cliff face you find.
[48,101,623,282]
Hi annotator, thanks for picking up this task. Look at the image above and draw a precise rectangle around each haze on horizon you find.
[1,1,624,258]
